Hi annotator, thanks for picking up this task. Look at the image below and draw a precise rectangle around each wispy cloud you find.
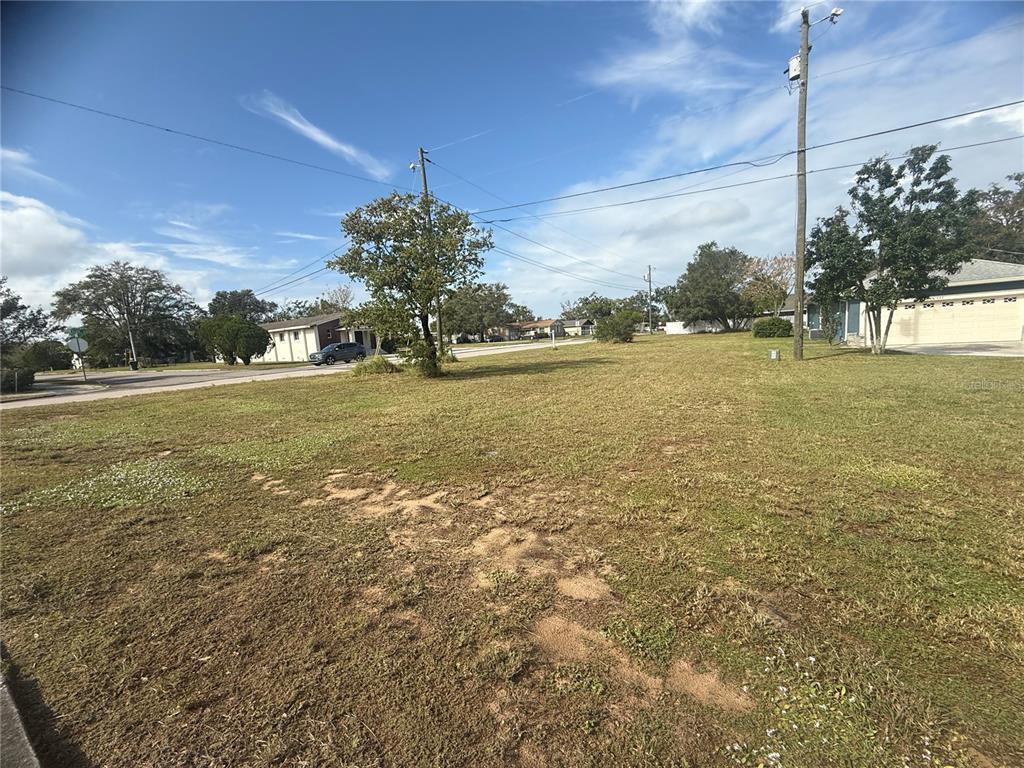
[244,90,391,181]
[274,230,330,241]
[1,147,66,188]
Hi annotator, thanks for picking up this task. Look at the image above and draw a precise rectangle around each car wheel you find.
[355,353,366,361]
[325,356,336,365]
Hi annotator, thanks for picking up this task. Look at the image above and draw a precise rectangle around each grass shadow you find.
[443,356,612,381]
[803,346,870,362]
[2,642,94,768]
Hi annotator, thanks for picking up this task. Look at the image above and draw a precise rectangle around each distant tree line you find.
[567,146,1020,354]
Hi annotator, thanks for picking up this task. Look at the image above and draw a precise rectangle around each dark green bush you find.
[594,311,642,343]
[752,317,793,338]
[0,368,35,393]
[11,340,74,371]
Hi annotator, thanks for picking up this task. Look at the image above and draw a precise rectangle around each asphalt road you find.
[2,339,593,410]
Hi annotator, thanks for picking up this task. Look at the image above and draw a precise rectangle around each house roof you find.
[518,319,562,330]
[947,258,1024,284]
[561,318,593,327]
[261,313,340,332]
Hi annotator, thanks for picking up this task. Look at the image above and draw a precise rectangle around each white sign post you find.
[66,337,89,382]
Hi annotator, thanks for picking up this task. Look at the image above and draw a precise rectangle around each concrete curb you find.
[1,682,40,768]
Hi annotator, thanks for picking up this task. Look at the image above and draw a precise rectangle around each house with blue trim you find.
[787,259,1024,347]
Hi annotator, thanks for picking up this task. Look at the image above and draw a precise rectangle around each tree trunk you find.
[417,312,440,376]
[879,307,896,354]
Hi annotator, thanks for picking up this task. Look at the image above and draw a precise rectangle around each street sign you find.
[66,337,89,381]
[66,337,89,354]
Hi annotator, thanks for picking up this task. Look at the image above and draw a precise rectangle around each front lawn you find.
[1,334,1020,767]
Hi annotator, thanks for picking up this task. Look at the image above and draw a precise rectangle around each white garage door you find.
[886,295,1023,344]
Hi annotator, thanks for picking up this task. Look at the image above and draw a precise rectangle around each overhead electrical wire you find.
[253,241,348,294]
[471,100,1024,215]
[0,85,415,192]
[428,158,654,288]
[476,135,1024,222]
[492,247,639,293]
[429,19,1024,187]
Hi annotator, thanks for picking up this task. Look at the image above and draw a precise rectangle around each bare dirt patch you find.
[533,615,662,699]
[471,527,559,577]
[665,659,753,712]
[555,573,612,602]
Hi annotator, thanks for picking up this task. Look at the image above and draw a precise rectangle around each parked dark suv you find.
[309,342,366,365]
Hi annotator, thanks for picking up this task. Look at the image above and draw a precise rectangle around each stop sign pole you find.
[66,337,89,382]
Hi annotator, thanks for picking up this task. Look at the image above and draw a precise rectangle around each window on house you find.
[923,303,934,308]
[962,300,974,306]
[278,333,285,341]
[326,329,332,339]
[293,330,300,340]
[941,302,953,307]
[1005,297,1017,303]
[982,298,995,304]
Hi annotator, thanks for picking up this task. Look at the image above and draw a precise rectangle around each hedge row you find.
[752,317,794,338]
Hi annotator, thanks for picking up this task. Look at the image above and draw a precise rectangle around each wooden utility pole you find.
[793,8,810,361]
[646,265,654,334]
[418,146,444,357]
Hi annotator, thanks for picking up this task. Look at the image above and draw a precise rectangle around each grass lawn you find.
[1,334,1021,767]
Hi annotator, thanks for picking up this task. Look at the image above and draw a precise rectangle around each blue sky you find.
[2,1,1022,317]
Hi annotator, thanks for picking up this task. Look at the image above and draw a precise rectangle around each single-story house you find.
[487,323,525,341]
[665,320,726,334]
[518,319,566,338]
[797,259,1024,346]
[259,314,377,363]
[561,319,594,337]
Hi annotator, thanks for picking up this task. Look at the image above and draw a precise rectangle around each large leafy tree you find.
[507,302,536,323]
[742,254,795,317]
[807,145,979,354]
[208,290,278,323]
[560,293,621,320]
[53,262,201,363]
[268,285,356,321]
[343,295,414,355]
[1,277,60,355]
[968,172,1024,263]
[443,282,522,340]
[329,193,492,376]
[665,242,753,330]
[199,315,271,365]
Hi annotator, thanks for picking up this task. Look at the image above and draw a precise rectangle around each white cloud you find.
[485,14,1024,316]
[0,192,224,308]
[245,90,392,181]
[1,147,65,188]
[274,231,330,241]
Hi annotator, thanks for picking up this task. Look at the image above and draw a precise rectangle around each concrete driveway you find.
[889,341,1024,357]
[2,339,593,410]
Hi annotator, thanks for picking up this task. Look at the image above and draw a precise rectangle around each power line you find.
[432,20,1024,185]
[492,247,639,293]
[1,85,415,193]
[471,100,1024,215]
[986,247,1024,257]
[428,158,653,287]
[254,266,331,297]
[478,135,1024,222]
[254,242,348,293]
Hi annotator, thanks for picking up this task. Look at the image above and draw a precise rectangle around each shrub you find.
[752,317,793,337]
[594,310,642,343]
[1,368,36,393]
[352,355,403,376]
[10,341,74,371]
